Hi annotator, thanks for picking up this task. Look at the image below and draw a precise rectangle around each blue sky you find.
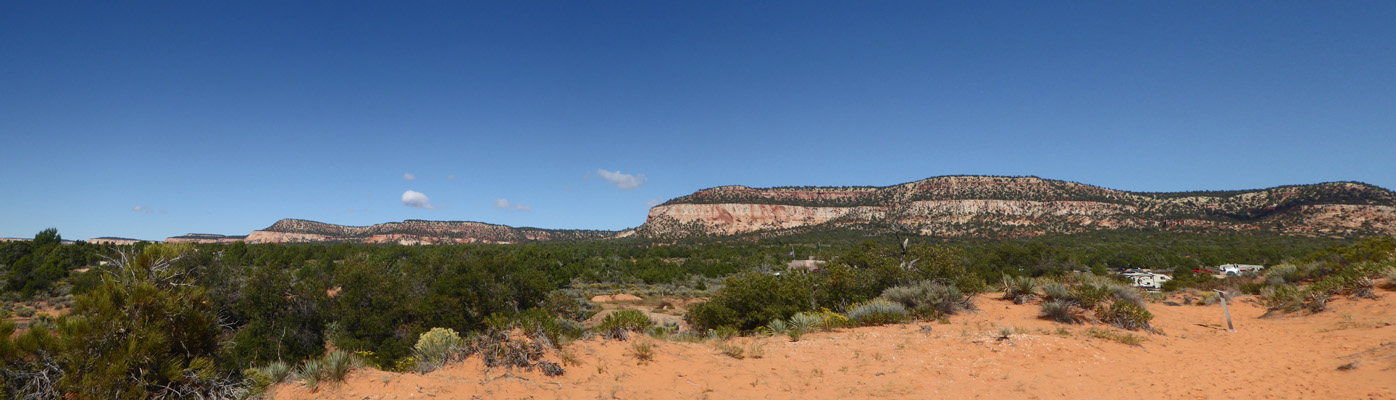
[2,1,1393,240]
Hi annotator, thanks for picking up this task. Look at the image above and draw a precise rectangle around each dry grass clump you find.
[1085,328,1145,347]
[631,340,655,364]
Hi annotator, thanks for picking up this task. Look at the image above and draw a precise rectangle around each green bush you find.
[686,272,812,332]
[1095,301,1153,331]
[56,245,226,399]
[595,309,652,340]
[414,327,463,370]
[1068,283,1110,310]
[846,299,908,326]
[1260,284,1305,313]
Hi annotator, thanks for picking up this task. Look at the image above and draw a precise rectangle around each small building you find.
[787,256,826,271]
[1121,270,1172,291]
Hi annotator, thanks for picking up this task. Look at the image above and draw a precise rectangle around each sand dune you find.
[271,290,1395,399]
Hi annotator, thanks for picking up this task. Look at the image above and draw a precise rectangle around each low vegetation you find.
[0,227,1388,398]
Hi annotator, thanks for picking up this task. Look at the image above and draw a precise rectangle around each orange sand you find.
[271,292,1396,399]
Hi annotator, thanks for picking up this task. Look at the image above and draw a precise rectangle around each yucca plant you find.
[1002,276,1038,304]
[298,359,324,389]
[324,349,356,382]
[847,299,908,326]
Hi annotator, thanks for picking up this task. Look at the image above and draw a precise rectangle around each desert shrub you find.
[686,272,812,332]
[596,310,652,340]
[1002,276,1038,304]
[472,330,564,377]
[805,308,851,330]
[1039,300,1080,323]
[14,307,34,318]
[710,325,739,340]
[1069,283,1111,310]
[414,327,463,370]
[1040,282,1070,302]
[879,280,973,319]
[714,342,745,359]
[847,299,908,326]
[1095,301,1153,331]
[1265,263,1299,285]
[517,307,581,347]
[1260,284,1305,313]
[1195,291,1220,306]
[1383,266,1396,289]
[647,325,673,340]
[1106,284,1146,307]
[995,325,1014,340]
[630,340,654,364]
[56,245,228,399]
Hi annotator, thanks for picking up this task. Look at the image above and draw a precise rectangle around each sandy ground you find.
[271,290,1396,400]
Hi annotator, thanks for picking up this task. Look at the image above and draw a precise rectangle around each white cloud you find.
[494,198,530,211]
[403,173,416,180]
[133,206,153,214]
[645,198,665,207]
[401,190,435,209]
[132,206,144,212]
[597,169,647,190]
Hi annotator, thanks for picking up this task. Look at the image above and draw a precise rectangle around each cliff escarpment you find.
[637,176,1396,239]
[245,219,616,245]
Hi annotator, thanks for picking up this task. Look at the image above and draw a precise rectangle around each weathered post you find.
[1214,289,1235,332]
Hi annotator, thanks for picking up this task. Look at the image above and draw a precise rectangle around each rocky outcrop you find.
[244,219,616,244]
[87,237,148,245]
[638,176,1396,239]
[165,234,247,244]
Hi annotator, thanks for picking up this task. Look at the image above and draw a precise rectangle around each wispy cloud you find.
[645,198,665,207]
[133,206,153,214]
[446,174,456,180]
[597,169,647,190]
[495,198,531,212]
[402,190,435,209]
[403,173,416,180]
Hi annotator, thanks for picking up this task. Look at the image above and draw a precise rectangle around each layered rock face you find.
[244,219,615,245]
[638,176,1396,238]
[165,234,248,244]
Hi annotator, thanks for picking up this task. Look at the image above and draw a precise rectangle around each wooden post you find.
[1215,289,1235,332]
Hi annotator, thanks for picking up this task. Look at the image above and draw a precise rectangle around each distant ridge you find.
[638,175,1396,239]
[88,175,1396,244]
[244,218,617,244]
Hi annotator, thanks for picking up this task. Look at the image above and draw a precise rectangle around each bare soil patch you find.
[272,290,1396,399]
